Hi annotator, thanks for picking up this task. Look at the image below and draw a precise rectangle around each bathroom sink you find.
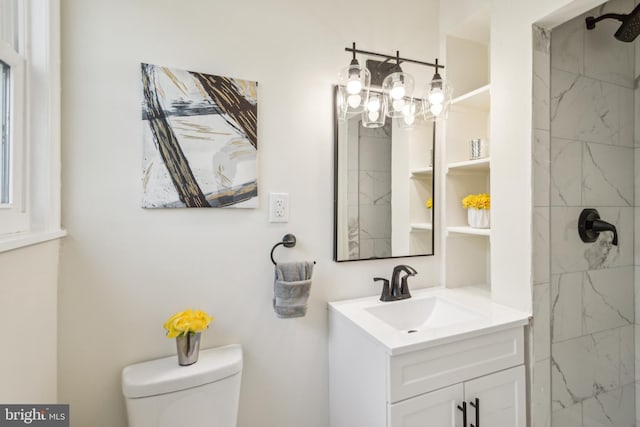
[364,296,483,332]
[329,287,530,354]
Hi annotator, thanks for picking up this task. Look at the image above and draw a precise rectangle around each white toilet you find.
[122,344,242,427]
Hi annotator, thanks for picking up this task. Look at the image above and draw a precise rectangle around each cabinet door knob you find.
[457,401,467,427]
[469,397,480,427]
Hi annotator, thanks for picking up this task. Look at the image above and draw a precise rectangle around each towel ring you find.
[270,234,316,265]
[270,234,297,265]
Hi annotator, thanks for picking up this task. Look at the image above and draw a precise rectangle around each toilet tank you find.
[122,344,242,427]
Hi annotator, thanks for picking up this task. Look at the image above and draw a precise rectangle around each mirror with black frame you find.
[333,87,435,261]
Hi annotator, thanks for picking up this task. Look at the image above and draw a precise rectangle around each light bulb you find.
[347,94,361,108]
[392,98,405,112]
[402,103,416,126]
[390,82,405,100]
[346,78,362,95]
[367,97,381,112]
[368,110,380,121]
[429,87,444,105]
[430,103,443,116]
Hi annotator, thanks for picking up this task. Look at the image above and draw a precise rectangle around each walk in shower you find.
[533,0,640,425]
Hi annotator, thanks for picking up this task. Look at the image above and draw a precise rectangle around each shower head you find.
[585,3,640,42]
[615,3,640,42]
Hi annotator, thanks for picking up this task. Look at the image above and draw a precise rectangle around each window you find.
[0,15,26,235]
[0,0,63,251]
[1,59,10,204]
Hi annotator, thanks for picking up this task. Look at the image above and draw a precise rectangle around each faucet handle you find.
[400,275,413,297]
[374,277,391,301]
[397,266,417,297]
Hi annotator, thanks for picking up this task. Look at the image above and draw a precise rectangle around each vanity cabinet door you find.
[464,365,526,427]
[388,383,462,427]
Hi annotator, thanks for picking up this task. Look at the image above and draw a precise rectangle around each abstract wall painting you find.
[141,63,258,208]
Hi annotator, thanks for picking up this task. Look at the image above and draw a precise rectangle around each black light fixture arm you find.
[344,43,444,71]
[348,42,359,67]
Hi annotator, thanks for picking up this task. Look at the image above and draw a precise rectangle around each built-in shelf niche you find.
[442,13,491,291]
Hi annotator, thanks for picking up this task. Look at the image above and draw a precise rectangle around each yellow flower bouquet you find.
[164,309,214,366]
[461,193,490,210]
[163,309,214,338]
[461,193,490,229]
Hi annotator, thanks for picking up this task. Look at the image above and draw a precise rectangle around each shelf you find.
[410,166,433,177]
[447,157,490,173]
[410,222,433,231]
[451,84,490,111]
[447,226,490,237]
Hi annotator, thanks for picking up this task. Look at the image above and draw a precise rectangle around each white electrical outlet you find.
[269,192,289,223]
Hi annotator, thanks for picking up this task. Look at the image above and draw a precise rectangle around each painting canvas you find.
[141,63,258,208]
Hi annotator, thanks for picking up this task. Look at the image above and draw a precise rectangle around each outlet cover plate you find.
[269,192,289,223]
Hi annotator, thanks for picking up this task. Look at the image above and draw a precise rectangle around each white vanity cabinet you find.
[390,365,525,427]
[328,301,526,427]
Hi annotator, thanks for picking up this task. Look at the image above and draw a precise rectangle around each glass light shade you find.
[382,72,414,118]
[422,77,452,121]
[338,63,370,113]
[397,98,420,129]
[362,92,386,128]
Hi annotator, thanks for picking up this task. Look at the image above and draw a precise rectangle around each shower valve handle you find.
[578,208,618,246]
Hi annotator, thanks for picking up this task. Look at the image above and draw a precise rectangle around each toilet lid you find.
[122,344,242,398]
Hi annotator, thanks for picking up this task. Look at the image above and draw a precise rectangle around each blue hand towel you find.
[273,261,314,318]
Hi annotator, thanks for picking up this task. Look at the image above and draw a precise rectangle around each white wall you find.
[58,0,440,426]
[0,241,59,403]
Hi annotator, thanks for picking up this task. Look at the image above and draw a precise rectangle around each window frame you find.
[0,0,65,252]
[0,38,27,235]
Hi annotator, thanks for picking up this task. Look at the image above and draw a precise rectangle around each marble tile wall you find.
[532,23,552,427]
[532,1,637,425]
[635,6,640,425]
[346,122,393,259]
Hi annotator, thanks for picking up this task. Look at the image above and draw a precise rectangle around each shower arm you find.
[586,13,626,29]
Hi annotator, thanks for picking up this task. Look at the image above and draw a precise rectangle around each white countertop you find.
[328,286,530,355]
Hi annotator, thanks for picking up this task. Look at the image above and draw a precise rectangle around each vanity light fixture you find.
[338,43,449,126]
[338,42,371,113]
[382,52,415,119]
[422,58,452,121]
[398,98,419,128]
[362,91,386,128]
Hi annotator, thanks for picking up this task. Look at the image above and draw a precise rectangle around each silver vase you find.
[175,332,201,366]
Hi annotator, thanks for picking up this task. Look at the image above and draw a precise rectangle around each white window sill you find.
[0,229,67,254]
